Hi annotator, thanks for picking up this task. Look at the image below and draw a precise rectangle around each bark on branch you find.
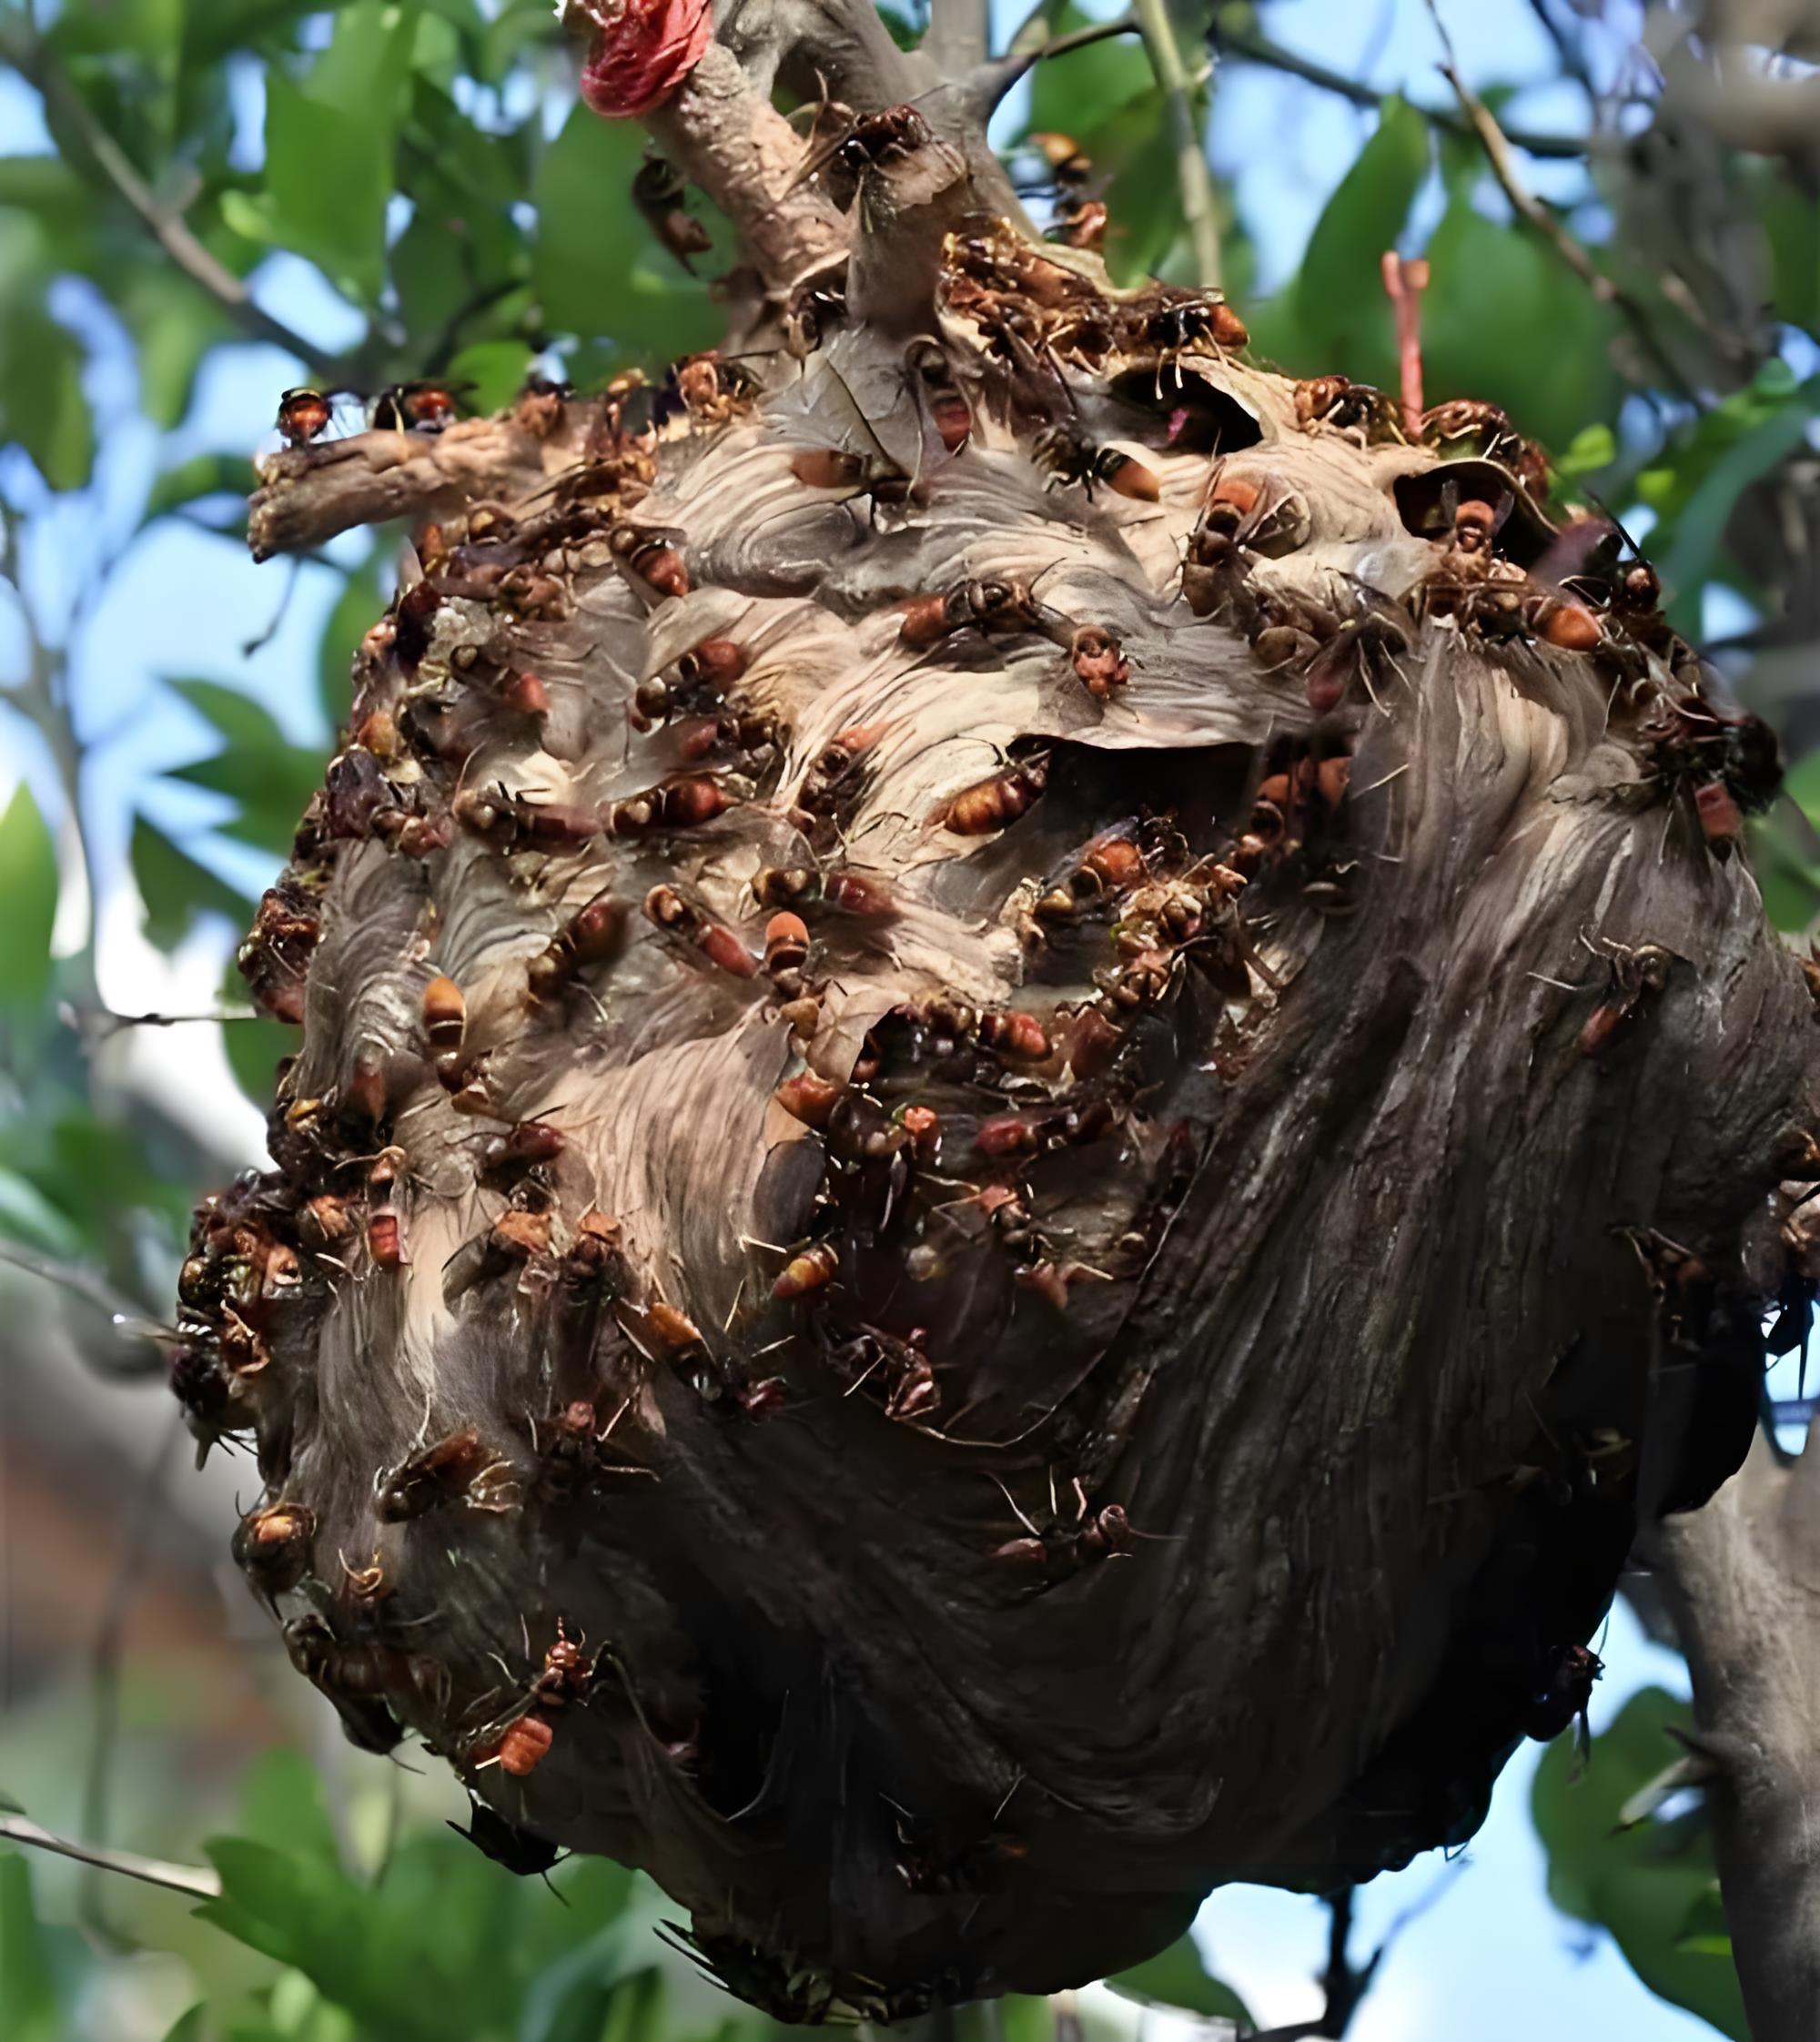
[1649,1421,1820,2042]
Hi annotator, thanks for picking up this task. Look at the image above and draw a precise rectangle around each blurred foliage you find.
[1532,1688,1745,2040]
[0,1750,1239,2042]
[4,2,1820,2037]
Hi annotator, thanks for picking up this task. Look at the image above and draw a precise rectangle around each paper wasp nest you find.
[175,192,1817,2018]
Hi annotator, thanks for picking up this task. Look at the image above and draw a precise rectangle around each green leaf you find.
[0,783,59,1012]
[163,678,324,855]
[238,1750,344,1868]
[1556,422,1617,484]
[532,104,718,359]
[1659,383,1819,630]
[131,816,257,947]
[1532,1686,1748,2038]
[1420,197,1622,452]
[121,266,235,430]
[1678,1883,1731,1957]
[0,1162,89,1258]
[145,453,259,524]
[1026,4,1154,136]
[1106,1934,1252,2026]
[1289,96,1430,379]
[447,339,533,417]
[169,677,291,755]
[160,2007,209,2042]
[518,1926,641,2042]
[1756,168,1820,336]
[257,3,420,304]
[0,298,94,491]
[0,1854,61,2042]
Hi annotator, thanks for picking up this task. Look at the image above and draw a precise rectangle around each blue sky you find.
[0,3,1734,2035]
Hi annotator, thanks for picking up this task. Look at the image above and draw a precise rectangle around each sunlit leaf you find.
[1289,96,1430,380]
[256,1,420,303]
[0,1164,88,1257]
[0,298,94,492]
[1421,196,1622,452]
[132,815,257,946]
[1677,1883,1731,1958]
[448,339,533,416]
[1657,381,1819,629]
[532,104,719,359]
[0,783,59,1013]
[1532,1686,1747,2038]
[145,453,259,524]
[0,1854,61,2042]
[1107,1933,1251,2025]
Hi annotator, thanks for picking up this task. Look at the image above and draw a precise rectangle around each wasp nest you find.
[174,119,1817,2021]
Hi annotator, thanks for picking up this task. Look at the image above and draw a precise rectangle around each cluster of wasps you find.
[1189,373,1782,863]
[276,378,470,447]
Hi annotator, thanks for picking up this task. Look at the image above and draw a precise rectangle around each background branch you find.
[0,19,363,386]
[1208,12,1587,159]
[0,1814,222,1901]
[1646,1422,1820,2042]
[922,0,991,81]
[1132,0,1221,287]
[1425,13,1696,402]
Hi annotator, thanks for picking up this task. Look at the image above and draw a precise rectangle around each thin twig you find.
[0,1815,222,1901]
[1422,5,1695,402]
[1208,14,1587,159]
[0,1242,177,1373]
[0,19,361,385]
[1132,0,1221,287]
[967,14,1140,115]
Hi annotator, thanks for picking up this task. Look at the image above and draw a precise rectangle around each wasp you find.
[1032,420,1159,501]
[904,337,972,453]
[790,104,942,213]
[370,379,468,433]
[376,1426,516,1521]
[644,885,758,977]
[1302,591,1414,715]
[449,1796,563,1877]
[1293,374,1405,444]
[609,523,690,600]
[940,758,1047,835]
[1421,398,1548,498]
[632,155,713,272]
[527,891,628,1004]
[277,387,334,447]
[232,1502,316,1598]
[282,1615,407,1754]
[1578,939,1673,1060]
[1522,1643,1603,1744]
[898,577,1039,651]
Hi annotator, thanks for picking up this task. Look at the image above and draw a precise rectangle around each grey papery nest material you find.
[175,199,1817,2020]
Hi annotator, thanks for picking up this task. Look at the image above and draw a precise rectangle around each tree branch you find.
[1132,0,1221,287]
[1646,1422,1820,2042]
[1423,13,1697,403]
[0,1815,222,1901]
[1208,13,1588,160]
[0,19,363,387]
[922,0,990,80]
[966,15,1141,119]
